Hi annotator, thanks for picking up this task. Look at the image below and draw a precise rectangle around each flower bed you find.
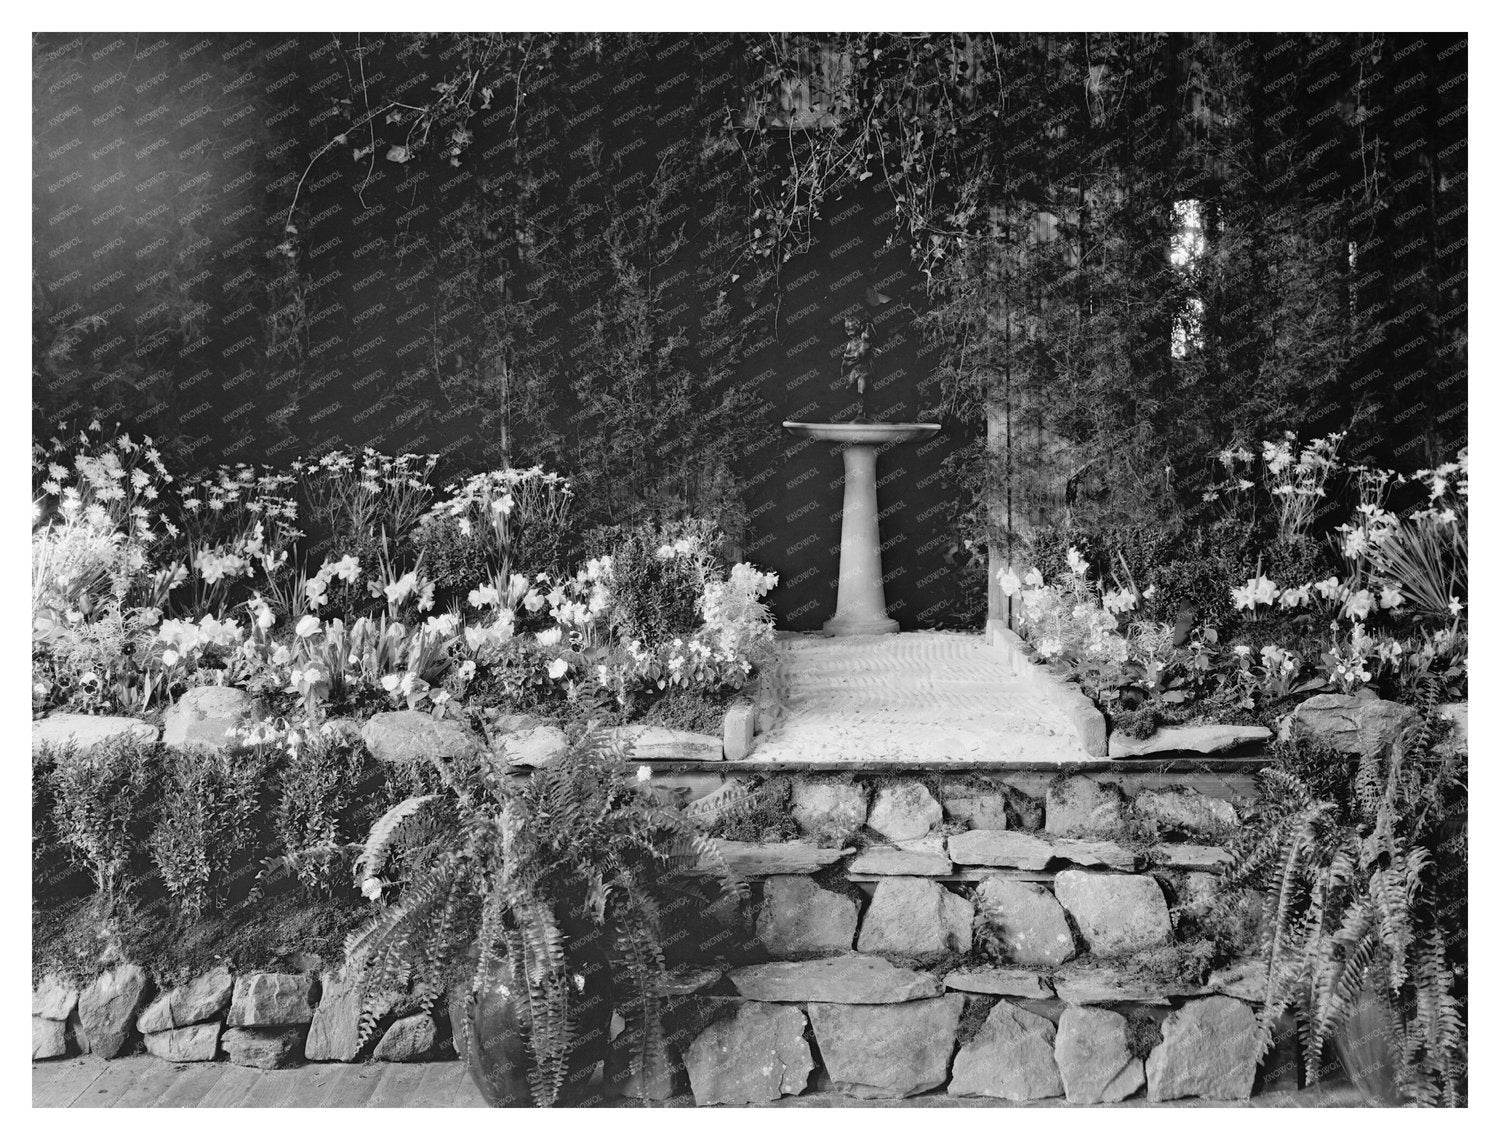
[996,434,1467,753]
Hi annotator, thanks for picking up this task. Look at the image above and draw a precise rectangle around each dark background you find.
[32,32,1467,630]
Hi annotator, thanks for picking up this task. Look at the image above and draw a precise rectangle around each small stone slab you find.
[163,685,262,752]
[1134,789,1239,836]
[1204,959,1268,1003]
[372,1012,436,1061]
[790,780,869,840]
[973,878,1076,967]
[1147,996,1258,1101]
[1152,843,1232,871]
[1109,724,1271,758]
[757,876,858,957]
[612,725,724,762]
[1045,775,1126,837]
[808,994,964,1099]
[950,1000,1064,1100]
[728,955,943,1004]
[222,1025,305,1069]
[943,968,1055,999]
[658,965,724,997]
[1053,870,1171,958]
[32,714,157,756]
[938,777,1011,830]
[144,1020,222,1062]
[856,877,973,959]
[1055,1005,1145,1104]
[32,973,79,1021]
[136,965,234,1033]
[714,841,851,876]
[722,701,757,762]
[303,968,362,1062]
[847,845,953,876]
[228,972,317,1027]
[1052,838,1142,871]
[867,782,944,841]
[1051,966,1173,1006]
[79,963,151,1059]
[948,830,1054,869]
[361,710,482,766]
[684,1003,812,1105]
[33,1017,67,1060]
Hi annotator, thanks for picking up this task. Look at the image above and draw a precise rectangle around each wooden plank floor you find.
[35,1055,1366,1108]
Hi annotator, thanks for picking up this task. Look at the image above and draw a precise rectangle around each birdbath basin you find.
[783,421,942,635]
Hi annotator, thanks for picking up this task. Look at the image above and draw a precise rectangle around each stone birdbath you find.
[783,420,942,636]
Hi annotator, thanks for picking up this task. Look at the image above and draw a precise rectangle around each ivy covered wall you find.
[32,32,1466,631]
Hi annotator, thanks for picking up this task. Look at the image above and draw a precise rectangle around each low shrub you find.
[149,745,269,921]
[267,725,380,897]
[47,738,159,912]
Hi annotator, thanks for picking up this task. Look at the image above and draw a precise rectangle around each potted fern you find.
[1225,702,1466,1106]
[344,728,742,1105]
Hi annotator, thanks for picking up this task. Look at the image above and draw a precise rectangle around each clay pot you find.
[455,920,615,1107]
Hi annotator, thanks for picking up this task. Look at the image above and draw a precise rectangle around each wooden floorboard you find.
[275,1062,346,1108]
[149,1063,230,1108]
[317,1062,385,1107]
[194,1063,262,1107]
[31,1058,107,1107]
[231,1066,299,1108]
[404,1061,469,1108]
[366,1062,428,1107]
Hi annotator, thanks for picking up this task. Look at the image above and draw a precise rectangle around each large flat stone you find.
[32,973,79,1021]
[684,1003,812,1105]
[973,878,1076,967]
[856,877,973,959]
[1134,789,1239,837]
[756,876,858,957]
[222,1025,305,1069]
[867,782,944,841]
[1053,871,1171,958]
[948,830,1054,869]
[136,965,234,1033]
[79,963,151,1059]
[144,1020,222,1062]
[361,711,483,767]
[495,725,569,767]
[808,994,964,1099]
[1044,775,1126,837]
[1147,996,1258,1101]
[1109,724,1271,758]
[943,968,1054,1000]
[1051,838,1142,871]
[1290,693,1421,757]
[303,968,363,1062]
[728,955,942,1004]
[32,714,157,756]
[847,846,953,875]
[949,1000,1064,1100]
[228,972,317,1027]
[33,1017,68,1060]
[1051,966,1174,1005]
[790,780,868,840]
[163,686,262,752]
[714,841,851,876]
[612,725,724,762]
[1055,1005,1145,1104]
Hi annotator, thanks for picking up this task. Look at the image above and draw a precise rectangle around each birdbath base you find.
[783,420,942,637]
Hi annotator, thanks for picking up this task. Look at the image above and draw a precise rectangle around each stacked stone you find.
[139,965,234,1062]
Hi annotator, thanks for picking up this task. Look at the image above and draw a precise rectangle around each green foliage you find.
[1225,719,1466,1105]
[345,729,744,1106]
[594,521,717,647]
[264,727,378,898]
[149,745,269,921]
[47,738,159,912]
[704,776,798,843]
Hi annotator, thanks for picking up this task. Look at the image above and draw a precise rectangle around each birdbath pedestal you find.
[783,420,942,636]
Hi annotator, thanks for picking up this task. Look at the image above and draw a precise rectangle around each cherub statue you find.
[840,316,875,421]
